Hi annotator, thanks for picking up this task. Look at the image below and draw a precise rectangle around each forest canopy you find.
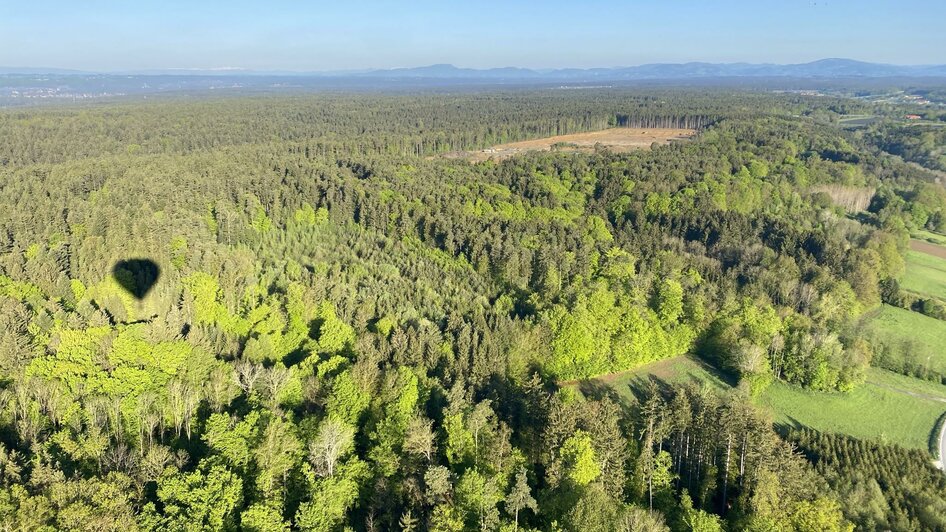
[0,89,944,531]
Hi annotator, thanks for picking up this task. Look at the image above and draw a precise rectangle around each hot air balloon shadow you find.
[112,259,160,300]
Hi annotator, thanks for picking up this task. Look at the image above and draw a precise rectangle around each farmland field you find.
[761,368,946,451]
[902,249,946,299]
[451,127,695,162]
[861,304,946,379]
[570,355,946,452]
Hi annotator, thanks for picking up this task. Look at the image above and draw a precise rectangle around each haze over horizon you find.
[3,0,944,72]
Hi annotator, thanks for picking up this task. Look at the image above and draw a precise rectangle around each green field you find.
[571,356,946,452]
[585,356,732,401]
[902,250,946,300]
[836,114,878,128]
[761,368,946,450]
[861,304,946,377]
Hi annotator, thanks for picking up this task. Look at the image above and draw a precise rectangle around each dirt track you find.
[450,128,695,162]
[911,239,946,260]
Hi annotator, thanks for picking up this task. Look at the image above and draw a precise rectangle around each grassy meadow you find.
[570,356,946,453]
[761,368,946,451]
[902,249,946,300]
[861,304,946,378]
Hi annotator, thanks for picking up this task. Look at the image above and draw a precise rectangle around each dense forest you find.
[0,89,945,530]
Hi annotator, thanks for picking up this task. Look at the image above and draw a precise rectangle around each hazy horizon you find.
[3,0,945,72]
[4,57,946,75]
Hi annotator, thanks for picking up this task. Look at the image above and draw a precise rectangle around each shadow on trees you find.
[112,259,161,300]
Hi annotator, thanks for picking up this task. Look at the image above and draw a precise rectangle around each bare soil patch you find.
[911,239,946,260]
[446,128,695,162]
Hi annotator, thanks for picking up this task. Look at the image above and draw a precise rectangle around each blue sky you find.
[2,0,944,71]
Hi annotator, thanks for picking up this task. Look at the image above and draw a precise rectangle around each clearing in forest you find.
[761,368,946,452]
[861,305,946,379]
[450,127,695,162]
[567,355,946,452]
[902,248,946,300]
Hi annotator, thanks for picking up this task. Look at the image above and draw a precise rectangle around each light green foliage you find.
[586,215,613,243]
[275,366,304,407]
[650,450,675,493]
[645,192,674,217]
[545,300,604,379]
[170,236,188,269]
[781,326,853,392]
[705,298,782,390]
[152,463,244,531]
[456,469,501,531]
[680,492,724,532]
[600,247,636,284]
[24,243,41,261]
[295,464,364,532]
[251,205,272,233]
[813,280,862,329]
[748,160,770,179]
[243,334,277,364]
[184,272,250,335]
[565,482,623,531]
[313,301,355,354]
[293,204,329,226]
[546,281,693,379]
[0,472,138,531]
[430,504,466,531]
[185,275,320,365]
[655,278,683,324]
[203,411,261,470]
[0,274,44,302]
[790,497,854,532]
[27,326,210,429]
[373,315,396,337]
[254,416,303,497]
[51,428,109,466]
[0,87,929,531]
[369,368,420,476]
[444,412,476,469]
[326,370,370,425]
[70,279,87,302]
[240,503,290,532]
[559,430,600,486]
[611,307,693,370]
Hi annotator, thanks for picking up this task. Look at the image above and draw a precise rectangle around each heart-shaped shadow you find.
[113,259,161,300]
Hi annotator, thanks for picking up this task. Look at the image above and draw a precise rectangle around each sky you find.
[2,0,945,71]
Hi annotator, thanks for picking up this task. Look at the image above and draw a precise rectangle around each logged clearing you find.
[449,128,695,162]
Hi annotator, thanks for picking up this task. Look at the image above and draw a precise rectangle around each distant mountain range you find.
[354,59,946,80]
[3,59,946,80]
